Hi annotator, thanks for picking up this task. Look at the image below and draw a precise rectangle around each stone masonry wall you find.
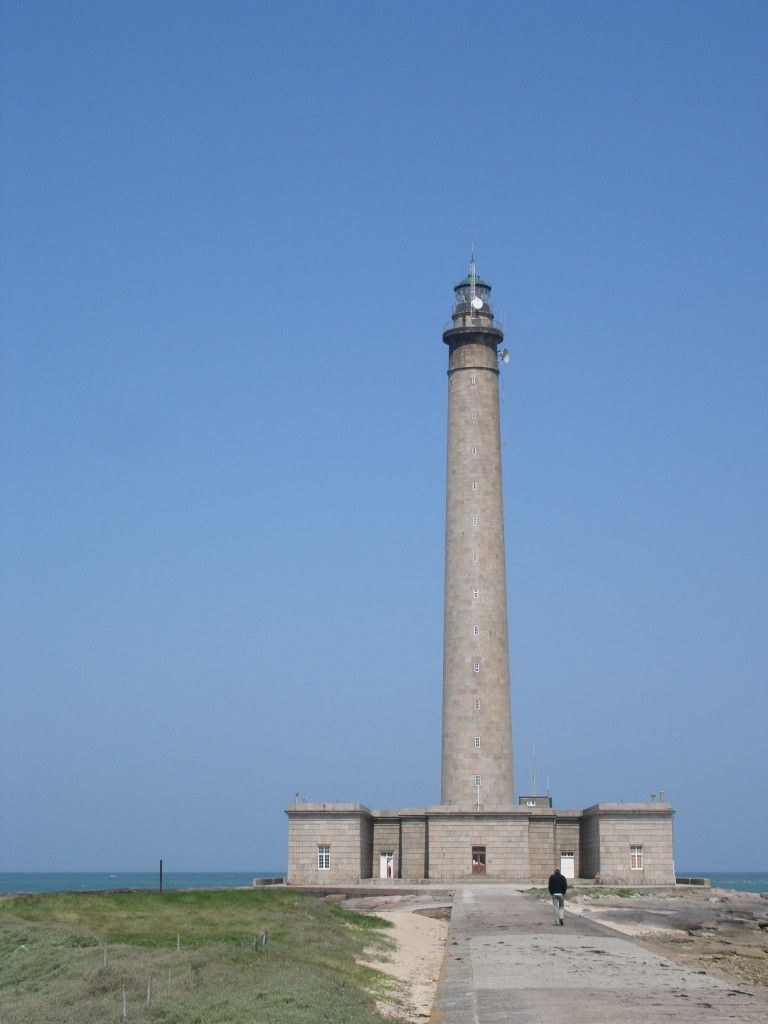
[526,817,582,880]
[360,813,374,879]
[286,810,367,885]
[580,811,600,879]
[401,818,427,880]
[286,804,674,885]
[372,822,401,878]
[428,815,529,880]
[527,819,555,880]
[555,821,581,879]
[442,326,513,807]
[594,808,675,885]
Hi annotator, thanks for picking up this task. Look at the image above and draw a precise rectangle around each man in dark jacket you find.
[548,867,567,925]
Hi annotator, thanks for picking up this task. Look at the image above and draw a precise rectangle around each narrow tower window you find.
[471,412,477,420]
[471,376,477,385]
[471,446,477,455]
[474,736,481,748]
[473,698,481,710]
[473,625,479,636]
[472,589,479,599]
[474,775,481,787]
[472,482,478,491]
[473,660,480,672]
[472,516,478,527]
[472,552,478,563]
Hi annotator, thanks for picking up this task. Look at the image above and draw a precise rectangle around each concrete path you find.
[431,885,768,1023]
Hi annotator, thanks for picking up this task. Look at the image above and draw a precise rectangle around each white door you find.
[560,852,575,879]
[379,853,393,879]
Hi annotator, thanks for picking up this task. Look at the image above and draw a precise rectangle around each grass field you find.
[0,888,399,1023]
[526,886,639,900]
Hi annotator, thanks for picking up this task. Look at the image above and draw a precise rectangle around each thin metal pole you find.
[159,859,163,893]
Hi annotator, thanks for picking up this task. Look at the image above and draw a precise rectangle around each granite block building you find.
[286,262,675,885]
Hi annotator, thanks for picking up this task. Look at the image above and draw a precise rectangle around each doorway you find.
[560,852,575,879]
[379,852,394,879]
[472,846,486,874]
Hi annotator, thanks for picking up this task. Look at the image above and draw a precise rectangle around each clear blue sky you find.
[2,1,766,873]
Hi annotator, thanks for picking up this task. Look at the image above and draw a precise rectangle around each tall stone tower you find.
[287,259,676,887]
[441,259,514,807]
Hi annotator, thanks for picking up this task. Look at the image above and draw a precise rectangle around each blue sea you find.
[0,870,764,895]
[0,871,284,894]
[682,871,768,894]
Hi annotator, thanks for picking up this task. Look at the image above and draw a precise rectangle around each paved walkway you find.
[431,885,768,1023]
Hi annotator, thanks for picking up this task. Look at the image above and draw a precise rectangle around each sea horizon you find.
[0,871,285,894]
[1,869,766,895]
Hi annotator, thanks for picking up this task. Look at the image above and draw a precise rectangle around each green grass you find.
[525,886,639,901]
[0,889,400,1023]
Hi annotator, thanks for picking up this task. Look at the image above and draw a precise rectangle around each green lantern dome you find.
[454,275,491,291]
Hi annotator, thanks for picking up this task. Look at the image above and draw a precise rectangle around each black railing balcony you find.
[443,315,504,334]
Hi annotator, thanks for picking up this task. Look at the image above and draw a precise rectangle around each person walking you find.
[548,867,567,925]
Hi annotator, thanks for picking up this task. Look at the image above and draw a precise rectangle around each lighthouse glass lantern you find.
[453,276,492,314]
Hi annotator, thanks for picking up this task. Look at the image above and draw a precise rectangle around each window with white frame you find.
[473,625,479,636]
[472,516,478,527]
[473,698,481,710]
[318,844,330,870]
[472,552,478,562]
[472,482,478,491]
[471,412,477,420]
[473,660,480,672]
[471,446,477,455]
[474,736,481,748]
[471,376,477,385]
[474,774,481,787]
[472,589,479,599]
[630,845,643,870]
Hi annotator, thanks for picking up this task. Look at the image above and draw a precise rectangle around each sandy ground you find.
[346,895,451,1022]
[565,886,768,988]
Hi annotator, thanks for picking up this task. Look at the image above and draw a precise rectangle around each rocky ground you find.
[566,885,768,988]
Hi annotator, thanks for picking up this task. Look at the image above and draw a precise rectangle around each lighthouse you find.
[441,258,514,807]
[286,259,676,887]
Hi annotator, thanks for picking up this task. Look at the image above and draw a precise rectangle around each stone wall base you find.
[285,802,675,886]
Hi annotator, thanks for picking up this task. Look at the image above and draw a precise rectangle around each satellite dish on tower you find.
[471,296,483,310]
[501,349,510,364]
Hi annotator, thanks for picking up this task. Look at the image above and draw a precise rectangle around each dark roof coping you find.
[454,276,491,290]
